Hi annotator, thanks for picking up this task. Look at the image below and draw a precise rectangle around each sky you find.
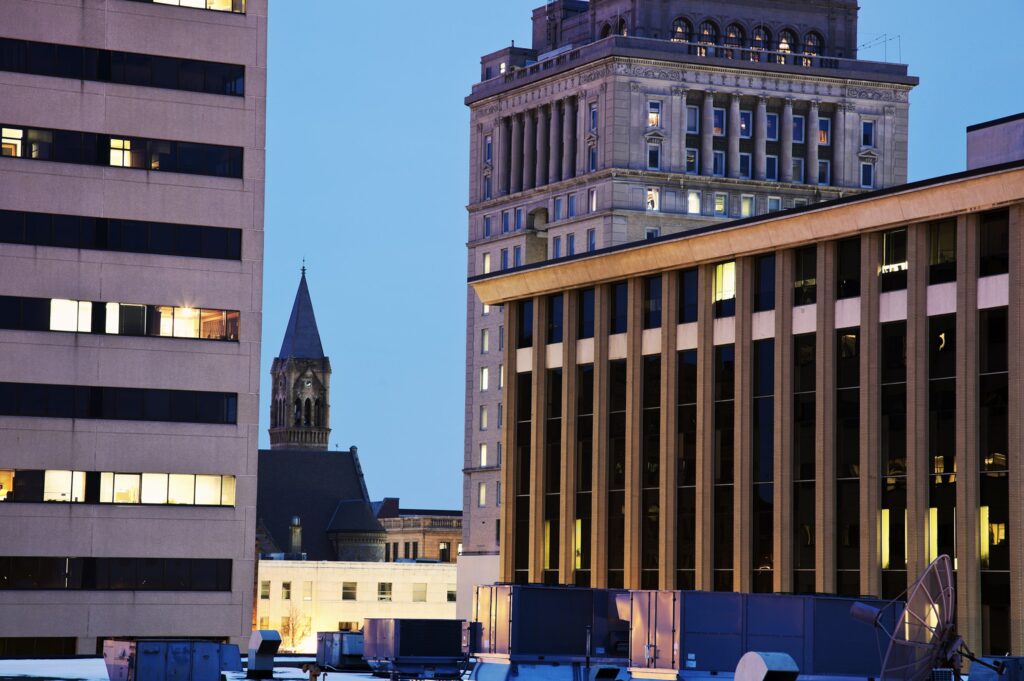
[261,0,1024,509]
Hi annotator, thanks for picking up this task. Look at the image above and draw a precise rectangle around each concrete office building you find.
[460,0,917,612]
[470,157,1024,656]
[968,112,1024,171]
[0,0,265,655]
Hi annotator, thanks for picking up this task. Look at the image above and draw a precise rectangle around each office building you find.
[470,156,1024,656]
[0,0,266,655]
[460,0,917,612]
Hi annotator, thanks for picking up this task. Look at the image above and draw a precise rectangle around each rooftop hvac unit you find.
[102,639,241,681]
[363,618,467,680]
[315,631,367,670]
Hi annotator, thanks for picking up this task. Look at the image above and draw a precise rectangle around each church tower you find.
[269,268,331,450]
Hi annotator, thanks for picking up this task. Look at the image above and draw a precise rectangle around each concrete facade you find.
[256,560,458,653]
[0,0,266,655]
[462,0,916,605]
[968,112,1024,170]
[471,161,1024,656]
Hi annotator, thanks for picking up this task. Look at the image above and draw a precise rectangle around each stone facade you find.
[460,0,917,615]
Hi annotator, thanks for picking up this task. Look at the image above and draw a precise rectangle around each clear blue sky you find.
[262,0,1024,509]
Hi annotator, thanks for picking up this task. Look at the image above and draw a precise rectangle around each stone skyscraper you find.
[0,0,265,655]
[459,0,917,609]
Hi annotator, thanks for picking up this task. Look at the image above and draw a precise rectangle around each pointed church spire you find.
[279,267,325,359]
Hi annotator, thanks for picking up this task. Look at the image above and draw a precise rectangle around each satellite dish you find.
[851,555,1004,681]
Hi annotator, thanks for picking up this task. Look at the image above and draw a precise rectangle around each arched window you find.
[802,32,823,66]
[293,399,301,426]
[671,17,692,43]
[777,29,797,63]
[313,399,321,427]
[316,400,324,428]
[724,23,745,59]
[617,18,628,37]
[600,23,612,39]
[303,398,311,427]
[750,26,770,61]
[697,20,719,57]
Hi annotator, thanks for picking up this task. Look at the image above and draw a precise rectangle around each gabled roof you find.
[278,269,325,359]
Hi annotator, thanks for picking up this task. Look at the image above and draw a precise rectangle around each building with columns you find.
[460,0,918,612]
[470,157,1024,657]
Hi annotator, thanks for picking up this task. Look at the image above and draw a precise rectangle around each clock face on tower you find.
[304,379,312,388]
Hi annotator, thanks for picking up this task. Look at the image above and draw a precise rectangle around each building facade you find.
[0,0,266,655]
[471,159,1024,656]
[460,0,917,613]
[256,561,458,653]
[376,502,462,564]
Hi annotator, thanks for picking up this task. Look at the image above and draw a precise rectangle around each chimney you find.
[290,516,302,555]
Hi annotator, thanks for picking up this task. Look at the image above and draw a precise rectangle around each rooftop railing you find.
[380,517,462,531]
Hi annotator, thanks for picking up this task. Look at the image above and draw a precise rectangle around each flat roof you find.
[967,111,1024,133]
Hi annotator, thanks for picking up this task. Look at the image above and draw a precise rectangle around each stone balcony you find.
[380,516,462,531]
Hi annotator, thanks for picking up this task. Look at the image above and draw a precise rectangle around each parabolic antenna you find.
[851,555,1003,681]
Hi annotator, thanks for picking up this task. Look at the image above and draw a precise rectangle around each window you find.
[766,155,779,181]
[482,176,491,200]
[553,198,563,221]
[513,246,522,268]
[862,120,876,148]
[836,237,861,299]
[260,581,270,599]
[739,111,752,138]
[740,194,755,218]
[480,443,489,467]
[498,326,504,351]
[483,216,492,238]
[645,228,660,240]
[679,268,698,323]
[880,228,909,292]
[647,142,661,170]
[125,0,245,13]
[793,115,806,144]
[766,113,779,141]
[484,135,492,163]
[514,208,523,231]
[590,103,598,131]
[303,581,312,601]
[109,138,134,168]
[478,482,487,507]
[481,328,491,353]
[713,261,736,318]
[687,190,702,215]
[739,153,752,179]
[281,582,291,600]
[712,151,725,177]
[553,236,562,259]
[567,233,575,256]
[439,543,452,563]
[0,36,244,95]
[579,288,595,339]
[447,589,457,603]
[482,253,491,274]
[643,276,662,329]
[587,229,596,252]
[501,211,510,233]
[342,582,356,601]
[646,187,660,211]
[792,158,805,184]
[480,367,489,391]
[793,245,817,305]
[714,193,728,217]
[979,210,1009,277]
[751,26,771,55]
[479,406,488,430]
[0,557,231,591]
[754,254,776,312]
[860,162,874,189]
[497,403,503,429]
[547,294,564,343]
[42,470,85,503]
[767,196,782,213]
[588,189,597,212]
[2,127,23,157]
[672,17,693,43]
[412,583,427,603]
[818,160,831,186]
[588,144,597,172]
[686,106,699,133]
[500,249,508,270]
[697,21,719,56]
[377,582,392,602]
[567,195,577,218]
[685,148,699,174]
[49,299,91,333]
[499,364,504,389]
[713,108,726,136]
[610,282,628,334]
[778,30,796,61]
[648,101,662,128]
[818,118,832,145]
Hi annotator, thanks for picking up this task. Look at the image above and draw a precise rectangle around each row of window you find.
[513,210,1009,345]
[667,19,826,59]
[647,187,809,220]
[1,125,243,179]
[481,229,599,274]
[0,557,232,591]
[0,296,240,341]
[124,0,245,14]
[0,37,244,96]
[645,147,850,188]
[0,209,242,260]
[0,469,236,506]
[259,579,456,604]
[0,383,238,425]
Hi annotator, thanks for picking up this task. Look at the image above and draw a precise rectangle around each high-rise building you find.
[470,157,1024,656]
[459,0,917,610]
[0,0,266,655]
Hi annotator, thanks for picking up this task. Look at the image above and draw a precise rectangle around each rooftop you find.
[278,268,325,360]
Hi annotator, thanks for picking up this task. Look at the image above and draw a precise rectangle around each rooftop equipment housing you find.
[363,618,466,680]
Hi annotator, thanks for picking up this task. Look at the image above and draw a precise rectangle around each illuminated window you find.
[282,582,291,600]
[480,443,489,467]
[1,127,23,157]
[724,24,744,59]
[0,470,12,501]
[480,367,489,392]
[777,30,797,62]
[168,473,195,505]
[481,328,490,353]
[499,62,507,75]
[713,108,726,136]
[110,138,133,168]
[751,26,771,60]
[260,581,270,600]
[589,189,597,212]
[141,473,169,504]
[195,475,221,505]
[172,307,200,338]
[819,118,832,145]
[685,148,699,174]
[221,476,236,506]
[478,482,487,507]
[880,227,908,291]
[671,18,692,42]
[482,253,491,275]
[342,582,357,600]
[113,473,141,504]
[646,186,660,211]
[49,299,91,333]
[697,21,719,56]
[483,303,490,316]
[687,190,702,214]
[377,582,392,601]
[412,582,427,602]
[803,32,822,67]
[740,195,755,218]
[714,192,728,217]
[739,110,752,138]
[647,101,662,128]
[480,406,488,430]
[43,470,85,502]
[713,261,737,317]
[200,309,229,340]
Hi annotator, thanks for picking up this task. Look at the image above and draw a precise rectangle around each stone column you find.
[734,257,753,592]
[694,264,715,589]
[536,106,549,187]
[781,99,794,183]
[559,290,578,584]
[659,271,680,589]
[523,110,537,191]
[807,101,820,186]
[497,116,511,196]
[624,279,644,588]
[549,101,563,184]
[701,91,715,176]
[590,285,610,587]
[528,298,547,582]
[815,242,837,593]
[510,114,523,194]
[859,232,882,597]
[774,250,795,593]
[562,96,576,181]
[754,96,768,181]
[668,89,685,172]
[727,94,741,180]
[905,223,929,590]
[834,103,848,188]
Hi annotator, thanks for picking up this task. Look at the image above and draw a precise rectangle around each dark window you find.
[979,307,1007,375]
[547,294,563,344]
[753,254,775,312]
[880,322,907,385]
[929,315,956,380]
[0,557,230,591]
[578,288,595,339]
[643,276,662,329]
[714,345,735,401]
[610,282,628,334]
[793,246,817,305]
[575,364,594,584]
[517,300,534,348]
[929,220,957,284]
[678,268,698,323]
[979,210,1009,277]
[880,228,908,292]
[0,37,244,96]
[836,329,860,389]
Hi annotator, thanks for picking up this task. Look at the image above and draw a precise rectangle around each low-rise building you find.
[376,498,462,563]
